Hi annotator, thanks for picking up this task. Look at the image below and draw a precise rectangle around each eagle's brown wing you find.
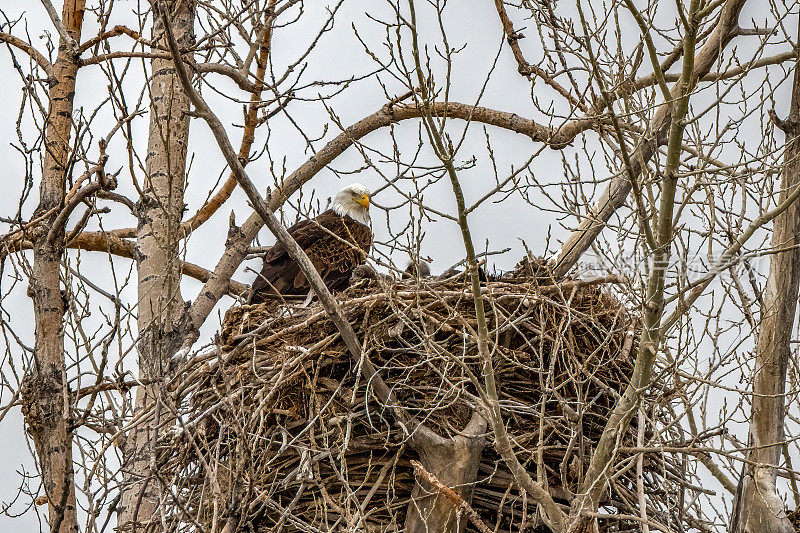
[248,210,372,303]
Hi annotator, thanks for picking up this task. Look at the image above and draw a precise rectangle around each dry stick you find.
[669,343,738,495]
[4,234,248,295]
[46,154,113,244]
[568,0,701,527]
[405,0,565,530]
[78,53,261,92]
[491,0,586,112]
[551,0,749,278]
[76,24,148,53]
[0,31,54,76]
[40,0,78,53]
[181,6,275,236]
[410,460,493,533]
[159,1,429,440]
[636,407,650,533]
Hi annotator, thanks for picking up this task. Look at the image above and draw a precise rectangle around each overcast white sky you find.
[0,0,796,530]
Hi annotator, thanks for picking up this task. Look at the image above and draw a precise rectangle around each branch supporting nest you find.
[410,459,493,533]
[151,259,700,532]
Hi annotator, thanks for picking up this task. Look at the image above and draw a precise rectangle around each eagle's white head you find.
[333,183,371,225]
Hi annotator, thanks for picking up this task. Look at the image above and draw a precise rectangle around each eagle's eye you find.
[353,191,370,209]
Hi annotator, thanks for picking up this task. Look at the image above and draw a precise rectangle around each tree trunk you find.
[22,2,85,533]
[729,24,800,533]
[118,1,194,530]
[405,414,486,533]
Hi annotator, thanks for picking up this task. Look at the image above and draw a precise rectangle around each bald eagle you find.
[247,184,372,303]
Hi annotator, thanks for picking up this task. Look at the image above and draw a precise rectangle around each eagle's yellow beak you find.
[356,194,370,209]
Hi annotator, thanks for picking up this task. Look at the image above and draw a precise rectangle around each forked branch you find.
[159,0,435,441]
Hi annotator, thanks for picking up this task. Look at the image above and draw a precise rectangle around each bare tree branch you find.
[0,32,53,77]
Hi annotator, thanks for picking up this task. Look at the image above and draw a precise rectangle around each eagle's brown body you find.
[248,209,372,303]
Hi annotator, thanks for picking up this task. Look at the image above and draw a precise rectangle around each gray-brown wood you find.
[551,0,748,279]
[23,2,85,532]
[118,1,194,530]
[729,23,800,533]
[405,414,486,533]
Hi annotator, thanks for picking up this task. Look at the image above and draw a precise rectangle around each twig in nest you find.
[410,459,492,533]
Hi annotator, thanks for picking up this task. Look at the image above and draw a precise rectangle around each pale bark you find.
[401,1,567,529]
[118,1,194,530]
[22,2,85,532]
[405,414,486,533]
[728,26,800,533]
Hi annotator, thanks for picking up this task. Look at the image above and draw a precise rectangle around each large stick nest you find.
[159,258,702,532]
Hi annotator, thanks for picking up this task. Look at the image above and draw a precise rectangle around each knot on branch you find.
[46,153,116,245]
[769,109,800,136]
[20,366,68,438]
[546,131,576,150]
